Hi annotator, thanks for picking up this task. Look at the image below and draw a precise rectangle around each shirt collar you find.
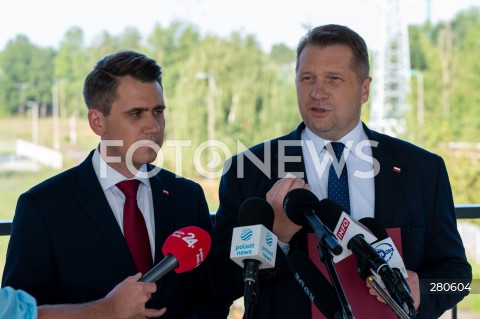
[302,121,369,158]
[92,146,150,191]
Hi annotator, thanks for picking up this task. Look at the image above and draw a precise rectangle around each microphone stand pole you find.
[366,276,411,319]
[317,241,355,319]
[306,211,354,319]
[243,260,260,319]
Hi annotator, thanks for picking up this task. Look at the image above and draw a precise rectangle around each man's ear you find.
[361,76,372,104]
[88,109,105,136]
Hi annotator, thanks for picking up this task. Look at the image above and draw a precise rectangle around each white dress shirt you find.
[301,120,375,221]
[92,147,156,259]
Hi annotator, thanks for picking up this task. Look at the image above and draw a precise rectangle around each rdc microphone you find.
[359,217,408,279]
[316,198,377,262]
[288,251,343,319]
[229,197,278,319]
[283,188,342,255]
[319,200,416,318]
[140,226,211,282]
[359,218,416,318]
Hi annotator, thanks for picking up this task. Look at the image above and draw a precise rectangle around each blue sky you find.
[1,0,479,52]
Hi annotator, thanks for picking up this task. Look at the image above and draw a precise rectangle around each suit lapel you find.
[147,168,173,264]
[365,126,407,227]
[275,123,307,181]
[74,152,136,273]
[147,168,179,296]
[278,124,310,252]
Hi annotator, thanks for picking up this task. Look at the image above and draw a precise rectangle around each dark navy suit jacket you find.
[2,150,223,319]
[211,122,471,319]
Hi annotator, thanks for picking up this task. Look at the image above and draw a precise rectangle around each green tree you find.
[450,9,480,142]
[0,36,55,117]
[118,27,143,52]
[54,26,87,117]
[406,8,480,206]
[270,43,296,66]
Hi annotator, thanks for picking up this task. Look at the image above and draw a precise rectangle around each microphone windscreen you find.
[287,251,342,318]
[283,188,320,226]
[162,226,211,273]
[316,198,345,231]
[359,217,388,240]
[238,197,274,230]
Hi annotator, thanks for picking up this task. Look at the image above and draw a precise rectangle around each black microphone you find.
[318,199,416,318]
[358,217,408,277]
[229,197,277,319]
[288,251,343,319]
[359,218,416,318]
[283,188,342,255]
[317,199,390,275]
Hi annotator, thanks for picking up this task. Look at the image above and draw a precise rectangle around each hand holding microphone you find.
[140,226,211,283]
[266,177,307,243]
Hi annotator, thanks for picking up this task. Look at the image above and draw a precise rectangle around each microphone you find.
[230,197,278,270]
[139,226,211,282]
[359,217,408,279]
[316,198,377,262]
[288,251,343,319]
[359,218,416,318]
[283,188,342,255]
[318,199,416,318]
[317,199,398,277]
[229,197,278,319]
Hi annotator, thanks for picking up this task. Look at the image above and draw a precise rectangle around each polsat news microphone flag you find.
[229,223,277,269]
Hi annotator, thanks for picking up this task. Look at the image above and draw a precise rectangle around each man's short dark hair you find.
[83,50,162,115]
[296,24,370,81]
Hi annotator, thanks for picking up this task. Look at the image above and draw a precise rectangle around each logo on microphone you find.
[375,242,394,262]
[240,228,253,241]
[265,233,274,246]
[336,217,350,240]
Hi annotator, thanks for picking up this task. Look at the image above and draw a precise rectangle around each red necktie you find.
[117,180,153,275]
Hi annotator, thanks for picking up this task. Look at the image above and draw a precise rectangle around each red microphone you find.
[139,226,211,282]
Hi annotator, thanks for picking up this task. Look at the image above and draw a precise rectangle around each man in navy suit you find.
[210,24,472,318]
[2,50,226,319]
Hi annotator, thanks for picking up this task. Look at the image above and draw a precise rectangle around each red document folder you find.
[307,228,403,319]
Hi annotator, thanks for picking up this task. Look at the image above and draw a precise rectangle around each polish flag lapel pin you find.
[393,166,401,173]
[162,189,169,196]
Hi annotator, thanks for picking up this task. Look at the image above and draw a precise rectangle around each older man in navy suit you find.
[210,24,472,318]
[2,50,227,319]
